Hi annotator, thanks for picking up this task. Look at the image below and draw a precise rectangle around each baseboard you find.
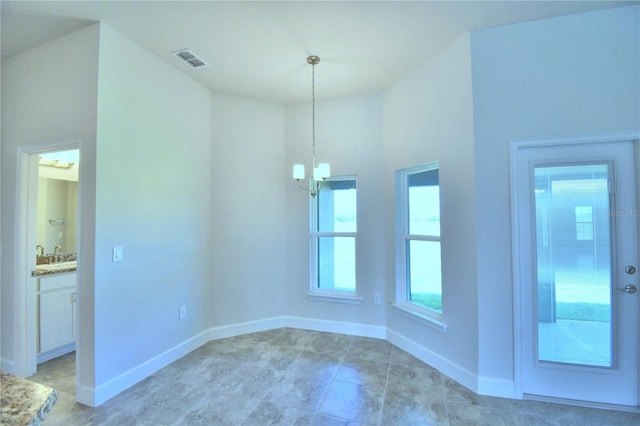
[85,317,288,406]
[76,384,96,407]
[203,315,386,342]
[524,393,640,413]
[1,357,16,374]
[284,316,387,339]
[477,375,516,398]
[84,316,502,407]
[205,316,288,341]
[386,328,478,393]
[87,328,210,407]
[37,343,75,364]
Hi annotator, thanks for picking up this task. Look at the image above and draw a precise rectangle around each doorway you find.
[511,135,639,407]
[16,138,82,398]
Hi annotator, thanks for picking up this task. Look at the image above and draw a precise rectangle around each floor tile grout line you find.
[239,330,331,425]
[375,361,392,426]
[439,371,452,425]
[305,335,356,424]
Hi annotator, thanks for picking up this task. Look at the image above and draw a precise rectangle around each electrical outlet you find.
[374,293,381,305]
[179,306,186,320]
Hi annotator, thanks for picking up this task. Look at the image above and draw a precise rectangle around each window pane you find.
[318,237,355,291]
[407,240,442,312]
[318,180,357,232]
[408,169,440,236]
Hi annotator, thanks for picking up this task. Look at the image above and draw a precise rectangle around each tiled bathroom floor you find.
[28,328,640,425]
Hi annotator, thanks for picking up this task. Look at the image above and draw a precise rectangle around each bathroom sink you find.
[36,261,77,272]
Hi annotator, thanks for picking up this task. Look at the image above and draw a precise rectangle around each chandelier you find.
[292,55,330,197]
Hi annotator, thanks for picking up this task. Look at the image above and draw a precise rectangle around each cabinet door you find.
[40,288,75,353]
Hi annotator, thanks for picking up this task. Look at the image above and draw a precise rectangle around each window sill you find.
[391,302,447,332]
[306,292,363,304]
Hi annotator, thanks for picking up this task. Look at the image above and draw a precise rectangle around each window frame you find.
[393,161,446,331]
[575,205,594,241]
[308,175,361,303]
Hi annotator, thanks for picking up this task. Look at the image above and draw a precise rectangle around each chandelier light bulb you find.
[317,163,330,179]
[293,164,305,180]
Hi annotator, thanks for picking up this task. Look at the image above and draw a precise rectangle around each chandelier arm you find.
[297,179,321,198]
[297,179,311,192]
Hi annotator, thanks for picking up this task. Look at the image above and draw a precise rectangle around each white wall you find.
[208,92,287,327]
[1,24,100,375]
[284,92,387,330]
[470,5,640,390]
[383,34,479,386]
[92,25,211,398]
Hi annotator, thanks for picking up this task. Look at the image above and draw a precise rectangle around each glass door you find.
[514,140,638,406]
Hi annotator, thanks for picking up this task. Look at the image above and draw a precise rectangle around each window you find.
[395,162,443,322]
[575,206,594,241]
[310,177,357,296]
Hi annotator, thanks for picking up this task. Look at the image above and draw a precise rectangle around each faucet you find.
[54,246,62,256]
[36,245,44,256]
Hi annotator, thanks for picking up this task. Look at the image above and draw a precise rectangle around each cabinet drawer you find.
[39,273,76,292]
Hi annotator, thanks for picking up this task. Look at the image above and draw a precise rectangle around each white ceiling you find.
[1,1,635,103]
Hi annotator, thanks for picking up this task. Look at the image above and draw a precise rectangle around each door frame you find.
[14,137,83,380]
[510,131,640,406]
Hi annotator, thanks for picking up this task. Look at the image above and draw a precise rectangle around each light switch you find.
[112,246,123,262]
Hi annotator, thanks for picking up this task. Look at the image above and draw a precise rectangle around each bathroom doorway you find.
[15,138,82,399]
[35,149,79,364]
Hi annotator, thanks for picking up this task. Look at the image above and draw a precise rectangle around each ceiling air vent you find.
[172,49,207,68]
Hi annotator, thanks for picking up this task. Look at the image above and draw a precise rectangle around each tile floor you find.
[28,328,640,425]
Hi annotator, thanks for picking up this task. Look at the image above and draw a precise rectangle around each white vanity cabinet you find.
[38,272,77,355]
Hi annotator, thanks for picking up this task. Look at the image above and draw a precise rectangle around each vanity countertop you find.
[34,267,77,277]
[0,371,57,425]
[34,261,77,277]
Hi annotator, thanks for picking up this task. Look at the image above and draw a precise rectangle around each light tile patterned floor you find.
[28,328,640,425]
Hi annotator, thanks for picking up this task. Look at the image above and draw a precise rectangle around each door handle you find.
[623,284,637,294]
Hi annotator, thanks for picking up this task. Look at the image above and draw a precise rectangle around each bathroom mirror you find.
[37,150,79,256]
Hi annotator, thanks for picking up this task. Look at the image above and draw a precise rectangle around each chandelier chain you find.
[311,61,316,164]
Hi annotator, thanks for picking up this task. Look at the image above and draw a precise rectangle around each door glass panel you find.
[534,164,612,367]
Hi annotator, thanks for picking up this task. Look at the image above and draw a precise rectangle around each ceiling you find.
[1,1,636,103]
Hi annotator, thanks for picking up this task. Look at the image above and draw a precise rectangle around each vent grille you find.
[172,49,207,68]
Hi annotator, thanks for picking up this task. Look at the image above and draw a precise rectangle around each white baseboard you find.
[1,358,16,374]
[76,384,96,407]
[386,328,478,393]
[205,316,288,341]
[37,343,75,364]
[83,316,511,407]
[84,317,289,406]
[85,328,210,407]
[477,375,516,398]
[285,316,387,339]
